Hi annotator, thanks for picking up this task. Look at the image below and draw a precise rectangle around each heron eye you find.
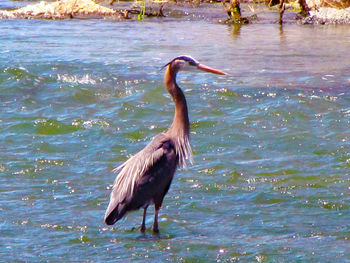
[188,61,196,66]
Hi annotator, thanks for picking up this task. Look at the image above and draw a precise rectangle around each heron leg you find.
[153,204,160,233]
[141,206,148,233]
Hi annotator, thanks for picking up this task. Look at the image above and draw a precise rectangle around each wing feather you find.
[104,133,169,224]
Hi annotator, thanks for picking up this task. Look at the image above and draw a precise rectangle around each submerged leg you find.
[153,204,160,233]
[141,206,148,233]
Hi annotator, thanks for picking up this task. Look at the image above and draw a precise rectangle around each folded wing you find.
[104,133,177,225]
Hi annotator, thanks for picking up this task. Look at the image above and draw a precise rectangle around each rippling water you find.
[1,8,350,262]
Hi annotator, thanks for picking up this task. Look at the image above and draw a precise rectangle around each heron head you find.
[162,55,227,75]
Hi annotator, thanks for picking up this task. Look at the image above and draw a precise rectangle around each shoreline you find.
[1,0,350,24]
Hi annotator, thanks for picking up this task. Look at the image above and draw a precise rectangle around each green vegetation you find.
[137,0,146,19]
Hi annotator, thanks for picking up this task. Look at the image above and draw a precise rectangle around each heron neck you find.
[164,66,190,138]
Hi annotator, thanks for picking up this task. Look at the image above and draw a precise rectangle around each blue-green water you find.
[1,8,350,262]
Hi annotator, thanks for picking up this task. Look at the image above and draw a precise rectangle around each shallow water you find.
[1,5,350,262]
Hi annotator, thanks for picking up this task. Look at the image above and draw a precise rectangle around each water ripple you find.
[0,18,350,262]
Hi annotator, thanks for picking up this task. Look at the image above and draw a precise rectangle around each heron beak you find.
[197,64,227,75]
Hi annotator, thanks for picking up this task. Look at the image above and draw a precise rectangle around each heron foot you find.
[140,225,146,233]
[153,205,160,234]
[152,225,159,234]
[140,207,148,233]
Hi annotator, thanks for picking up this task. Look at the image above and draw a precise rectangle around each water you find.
[1,5,350,262]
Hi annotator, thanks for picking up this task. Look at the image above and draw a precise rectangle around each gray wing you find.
[104,133,177,225]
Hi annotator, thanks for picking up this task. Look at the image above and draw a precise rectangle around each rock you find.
[302,6,350,23]
[306,0,350,9]
[300,0,350,23]
[0,0,122,20]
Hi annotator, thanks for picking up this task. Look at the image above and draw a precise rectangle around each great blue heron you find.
[104,55,227,233]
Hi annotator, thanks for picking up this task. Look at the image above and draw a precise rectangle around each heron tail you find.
[104,203,127,225]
